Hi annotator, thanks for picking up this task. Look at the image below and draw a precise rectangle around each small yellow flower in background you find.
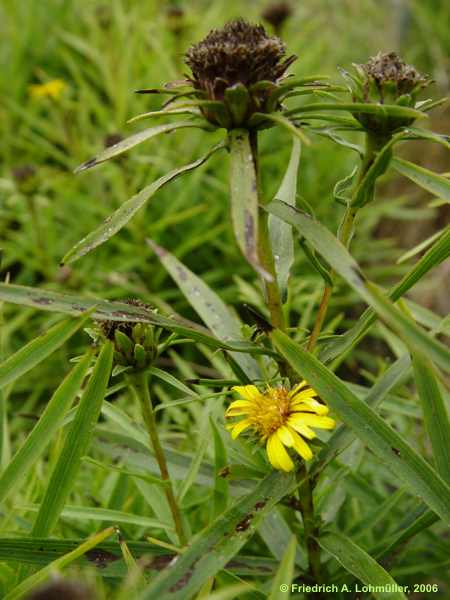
[29,79,66,100]
[226,383,335,472]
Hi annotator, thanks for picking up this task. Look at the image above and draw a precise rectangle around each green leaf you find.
[210,417,229,519]
[268,536,297,600]
[412,354,450,483]
[64,142,225,264]
[0,351,92,504]
[319,531,407,600]
[404,127,450,151]
[31,342,114,537]
[266,201,450,374]
[147,240,260,379]
[228,129,271,280]
[4,527,115,600]
[392,156,450,202]
[136,470,295,599]
[253,113,310,145]
[271,329,450,524]
[284,102,425,121]
[351,136,397,208]
[24,504,173,531]
[0,314,90,392]
[269,137,301,300]
[74,121,199,172]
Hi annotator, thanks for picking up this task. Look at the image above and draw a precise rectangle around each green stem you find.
[129,370,187,546]
[306,132,390,351]
[249,130,286,331]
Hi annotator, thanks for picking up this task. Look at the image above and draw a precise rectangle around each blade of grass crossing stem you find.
[271,329,450,523]
[269,137,301,300]
[268,536,297,600]
[319,531,407,600]
[266,201,450,374]
[210,417,229,518]
[228,129,271,280]
[0,351,92,504]
[31,342,113,537]
[392,157,450,202]
[4,527,115,600]
[137,470,295,600]
[0,314,90,391]
[64,142,225,264]
[147,240,260,379]
[412,354,450,483]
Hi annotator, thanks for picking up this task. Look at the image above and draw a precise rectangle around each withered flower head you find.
[25,580,94,600]
[262,2,293,33]
[348,51,431,136]
[184,19,296,127]
[97,299,159,370]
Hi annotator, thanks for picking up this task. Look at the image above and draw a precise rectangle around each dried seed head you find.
[362,52,427,99]
[185,19,295,101]
[262,2,293,32]
[25,580,94,600]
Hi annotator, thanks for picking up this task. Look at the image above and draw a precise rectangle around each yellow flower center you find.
[245,387,292,438]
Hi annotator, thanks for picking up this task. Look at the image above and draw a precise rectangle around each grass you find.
[0,1,449,598]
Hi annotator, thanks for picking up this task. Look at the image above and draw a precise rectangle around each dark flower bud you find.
[166,5,185,36]
[98,299,159,370]
[348,52,431,135]
[262,2,293,34]
[103,133,124,148]
[184,19,296,127]
[25,579,95,600]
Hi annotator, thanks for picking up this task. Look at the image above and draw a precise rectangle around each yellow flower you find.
[29,79,67,100]
[225,383,335,472]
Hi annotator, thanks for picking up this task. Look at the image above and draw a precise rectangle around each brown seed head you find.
[262,2,293,31]
[362,52,427,99]
[99,298,151,341]
[185,19,295,101]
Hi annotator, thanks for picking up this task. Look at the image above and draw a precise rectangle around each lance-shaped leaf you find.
[0,351,92,504]
[64,142,225,265]
[228,129,271,281]
[31,342,113,537]
[392,156,450,202]
[137,470,295,600]
[148,240,260,379]
[404,127,450,151]
[269,137,301,300]
[4,527,115,600]
[0,314,90,391]
[252,113,310,145]
[412,353,450,483]
[319,531,407,600]
[271,329,450,524]
[266,201,450,374]
[74,121,199,172]
[284,102,425,121]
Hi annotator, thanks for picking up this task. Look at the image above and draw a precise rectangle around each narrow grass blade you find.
[269,137,301,299]
[0,314,90,391]
[392,157,450,202]
[0,351,92,504]
[137,470,295,599]
[319,531,407,600]
[268,536,297,600]
[412,354,450,483]
[4,527,115,600]
[210,417,229,519]
[228,129,271,280]
[148,240,260,378]
[271,329,450,523]
[31,342,113,537]
[64,142,224,264]
[74,121,198,172]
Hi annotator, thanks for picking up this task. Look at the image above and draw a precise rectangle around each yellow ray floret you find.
[29,79,67,100]
[225,383,336,472]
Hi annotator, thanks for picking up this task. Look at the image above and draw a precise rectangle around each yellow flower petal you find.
[289,381,308,397]
[230,419,252,439]
[267,434,294,472]
[291,397,329,415]
[290,414,336,430]
[225,399,252,414]
[291,388,318,401]
[292,433,313,461]
[276,425,295,447]
[231,385,261,402]
[287,420,316,440]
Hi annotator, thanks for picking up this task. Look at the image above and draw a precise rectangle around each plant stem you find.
[129,370,187,546]
[297,465,323,595]
[249,130,286,331]
[306,132,390,351]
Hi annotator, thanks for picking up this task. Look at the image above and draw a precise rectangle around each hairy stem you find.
[129,370,187,546]
[249,130,286,331]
